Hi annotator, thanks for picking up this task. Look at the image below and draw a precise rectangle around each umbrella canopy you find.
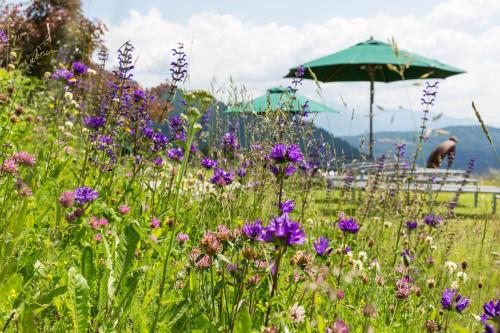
[285,37,465,158]
[225,86,340,114]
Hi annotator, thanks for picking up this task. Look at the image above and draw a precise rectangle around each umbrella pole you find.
[368,68,375,160]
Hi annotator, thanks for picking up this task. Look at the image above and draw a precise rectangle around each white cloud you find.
[104,0,500,129]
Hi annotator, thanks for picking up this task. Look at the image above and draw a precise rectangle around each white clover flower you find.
[289,304,305,323]
[425,236,433,244]
[369,260,381,272]
[352,260,364,271]
[383,221,392,228]
[87,68,97,75]
[64,121,74,128]
[64,91,73,100]
[445,261,458,274]
[457,271,468,283]
[358,251,368,262]
[450,280,459,289]
[430,245,437,251]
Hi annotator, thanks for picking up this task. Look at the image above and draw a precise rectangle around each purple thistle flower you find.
[337,216,359,234]
[72,61,88,74]
[73,186,98,205]
[441,288,456,309]
[201,157,217,169]
[313,237,331,256]
[210,168,234,187]
[280,199,295,214]
[242,219,264,242]
[167,147,184,162]
[262,214,306,246]
[455,294,470,313]
[424,214,442,227]
[406,221,418,230]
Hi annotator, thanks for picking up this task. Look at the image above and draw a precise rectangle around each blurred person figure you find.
[426,136,457,168]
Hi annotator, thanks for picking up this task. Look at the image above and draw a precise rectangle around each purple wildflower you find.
[242,219,264,242]
[52,68,74,81]
[270,144,304,163]
[222,132,240,152]
[84,116,106,129]
[210,168,234,187]
[0,30,8,44]
[262,214,306,246]
[406,221,418,230]
[167,147,184,161]
[455,294,470,313]
[201,157,217,169]
[424,214,442,227]
[73,186,98,205]
[150,218,160,229]
[72,61,88,74]
[337,216,359,234]
[313,237,331,256]
[483,299,500,320]
[441,288,456,309]
[280,199,295,214]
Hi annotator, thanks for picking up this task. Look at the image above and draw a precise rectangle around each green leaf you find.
[81,245,95,286]
[68,267,90,333]
[19,303,38,333]
[114,223,140,295]
[234,305,252,333]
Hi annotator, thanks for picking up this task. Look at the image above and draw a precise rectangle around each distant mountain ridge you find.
[314,108,476,137]
[343,125,500,174]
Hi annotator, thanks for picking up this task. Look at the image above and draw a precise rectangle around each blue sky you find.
[83,0,443,26]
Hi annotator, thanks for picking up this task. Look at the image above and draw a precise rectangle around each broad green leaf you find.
[68,267,90,333]
[81,245,95,286]
[18,303,38,333]
[114,223,140,295]
[234,305,252,333]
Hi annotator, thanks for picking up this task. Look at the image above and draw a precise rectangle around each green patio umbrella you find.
[285,37,465,159]
[225,86,340,114]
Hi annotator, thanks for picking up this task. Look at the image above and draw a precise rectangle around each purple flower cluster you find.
[201,157,217,169]
[210,168,234,187]
[441,288,470,313]
[481,299,500,332]
[424,214,442,227]
[167,147,184,162]
[73,186,99,205]
[269,144,304,178]
[0,30,8,44]
[72,61,88,75]
[262,214,306,246]
[406,221,418,230]
[222,132,240,152]
[337,216,359,234]
[243,219,264,242]
[269,144,304,164]
[169,116,186,142]
[313,237,331,256]
[280,199,295,214]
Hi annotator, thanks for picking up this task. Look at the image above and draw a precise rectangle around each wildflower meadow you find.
[0,1,499,332]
